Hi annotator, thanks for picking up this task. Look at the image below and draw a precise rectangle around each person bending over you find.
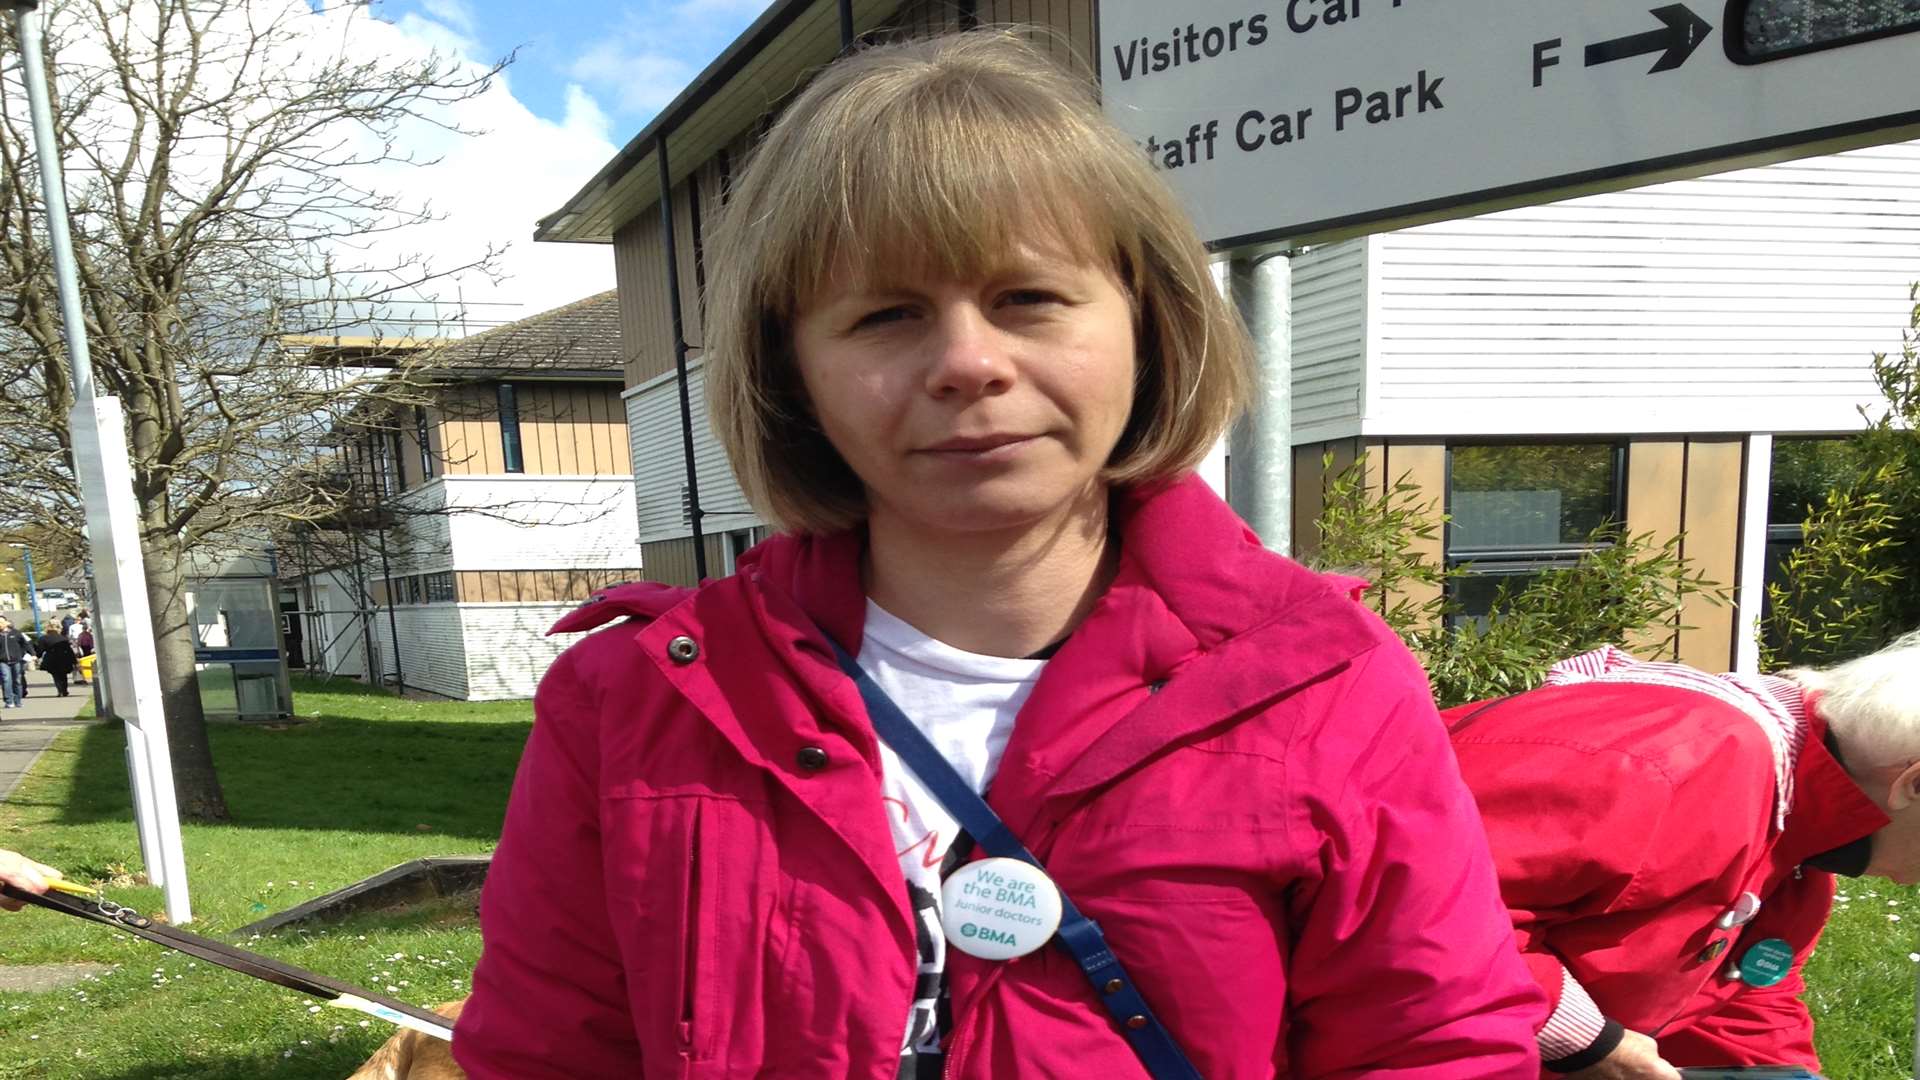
[1449,632,1920,1079]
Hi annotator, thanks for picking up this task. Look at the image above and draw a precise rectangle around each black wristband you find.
[1543,1018,1626,1074]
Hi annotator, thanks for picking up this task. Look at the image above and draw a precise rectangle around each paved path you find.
[0,668,100,803]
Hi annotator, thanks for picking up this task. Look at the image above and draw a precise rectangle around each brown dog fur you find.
[345,999,467,1080]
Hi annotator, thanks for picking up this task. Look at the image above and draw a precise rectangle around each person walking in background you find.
[72,618,92,686]
[35,630,75,698]
[0,618,31,709]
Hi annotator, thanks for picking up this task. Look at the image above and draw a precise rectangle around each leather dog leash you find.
[1,882,455,1040]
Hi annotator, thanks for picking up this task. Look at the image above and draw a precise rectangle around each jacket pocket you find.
[602,788,776,1075]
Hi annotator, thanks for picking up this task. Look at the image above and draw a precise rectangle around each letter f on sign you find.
[1533,39,1561,87]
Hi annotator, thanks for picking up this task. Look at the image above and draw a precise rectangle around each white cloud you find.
[564,1,775,121]
[567,39,695,116]
[419,0,476,36]
[333,11,620,327]
[228,3,619,330]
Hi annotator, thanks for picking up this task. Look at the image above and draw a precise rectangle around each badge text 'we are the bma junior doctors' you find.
[1097,1,1920,250]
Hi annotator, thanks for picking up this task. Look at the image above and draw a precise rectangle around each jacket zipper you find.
[678,801,704,1052]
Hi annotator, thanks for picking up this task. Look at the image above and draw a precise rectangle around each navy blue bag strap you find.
[827,637,1203,1080]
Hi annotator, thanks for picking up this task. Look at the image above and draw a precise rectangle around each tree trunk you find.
[141,534,230,823]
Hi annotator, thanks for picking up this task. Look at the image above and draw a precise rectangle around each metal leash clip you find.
[45,878,151,929]
[92,895,153,929]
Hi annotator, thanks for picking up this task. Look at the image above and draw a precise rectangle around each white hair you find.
[1790,629,1920,767]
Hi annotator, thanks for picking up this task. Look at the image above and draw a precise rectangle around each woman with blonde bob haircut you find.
[455,29,1543,1080]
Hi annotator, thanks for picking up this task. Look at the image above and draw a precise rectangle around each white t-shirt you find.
[856,600,1045,1079]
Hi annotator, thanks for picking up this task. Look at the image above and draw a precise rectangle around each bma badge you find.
[1736,938,1795,988]
[941,857,1064,961]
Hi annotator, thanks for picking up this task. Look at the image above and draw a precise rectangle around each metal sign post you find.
[8,0,191,923]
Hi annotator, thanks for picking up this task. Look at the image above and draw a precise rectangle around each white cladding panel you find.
[382,483,452,575]
[442,477,646,570]
[460,603,578,701]
[372,604,470,699]
[1289,238,1370,442]
[627,363,763,543]
[1364,141,1920,436]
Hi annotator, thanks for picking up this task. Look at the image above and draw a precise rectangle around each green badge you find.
[1737,938,1795,987]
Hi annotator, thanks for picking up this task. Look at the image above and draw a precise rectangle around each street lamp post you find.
[19,546,40,634]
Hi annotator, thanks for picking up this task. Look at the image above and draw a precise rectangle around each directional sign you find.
[1098,2,1920,249]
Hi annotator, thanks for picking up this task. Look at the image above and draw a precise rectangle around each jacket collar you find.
[737,474,1384,830]
[1777,711,1889,872]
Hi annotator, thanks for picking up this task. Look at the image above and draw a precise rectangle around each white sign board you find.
[71,397,192,924]
[1099,2,1920,248]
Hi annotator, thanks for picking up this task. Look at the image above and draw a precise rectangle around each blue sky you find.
[374,0,776,136]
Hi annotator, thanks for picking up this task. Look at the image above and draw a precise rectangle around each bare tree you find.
[0,0,515,820]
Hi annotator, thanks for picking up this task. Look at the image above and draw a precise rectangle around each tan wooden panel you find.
[1625,439,1686,659]
[1677,438,1745,673]
[424,406,445,479]
[577,385,602,473]
[1291,442,1326,563]
[615,215,674,388]
[455,572,483,603]
[1381,442,1445,618]
[1064,0,1094,68]
[558,385,587,474]
[538,385,566,475]
[643,538,691,587]
[674,178,703,350]
[593,386,622,475]
[610,385,634,475]
[439,413,471,476]
[477,415,505,473]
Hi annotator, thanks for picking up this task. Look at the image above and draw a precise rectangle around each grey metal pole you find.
[657,137,708,580]
[1227,252,1294,554]
[10,4,96,401]
[21,547,40,634]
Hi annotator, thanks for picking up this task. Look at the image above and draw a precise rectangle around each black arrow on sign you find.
[1585,4,1713,73]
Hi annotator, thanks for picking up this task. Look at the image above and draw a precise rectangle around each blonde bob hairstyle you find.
[704,29,1253,534]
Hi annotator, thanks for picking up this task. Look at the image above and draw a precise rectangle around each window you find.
[424,571,455,603]
[1731,0,1920,63]
[415,406,435,480]
[1445,443,1626,624]
[497,382,524,473]
[1763,435,1868,601]
[371,434,401,496]
[390,430,407,490]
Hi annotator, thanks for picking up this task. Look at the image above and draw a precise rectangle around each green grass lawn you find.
[0,677,529,1079]
[1806,879,1920,1078]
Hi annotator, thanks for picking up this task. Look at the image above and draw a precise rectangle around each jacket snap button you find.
[666,636,699,664]
[1125,1015,1148,1030]
[796,746,829,772]
[1103,978,1124,994]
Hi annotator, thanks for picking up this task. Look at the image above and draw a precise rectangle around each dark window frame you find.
[497,382,525,473]
[1442,440,1630,623]
[415,406,435,481]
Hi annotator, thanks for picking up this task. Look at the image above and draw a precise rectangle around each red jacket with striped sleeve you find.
[1445,676,1887,1075]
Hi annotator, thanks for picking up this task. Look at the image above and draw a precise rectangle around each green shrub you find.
[1762,285,1919,668]
[1308,454,1724,707]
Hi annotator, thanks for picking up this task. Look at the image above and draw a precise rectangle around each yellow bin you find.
[77,653,96,681]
